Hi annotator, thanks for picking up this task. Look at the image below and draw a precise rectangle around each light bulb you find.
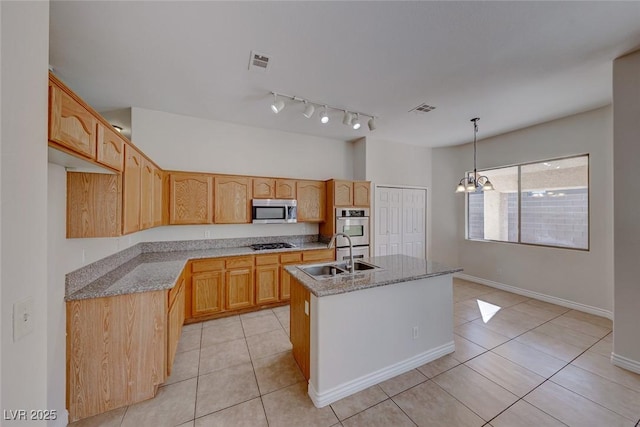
[343,111,353,126]
[303,102,315,119]
[320,106,329,124]
[271,94,284,114]
[368,117,376,131]
[352,114,361,130]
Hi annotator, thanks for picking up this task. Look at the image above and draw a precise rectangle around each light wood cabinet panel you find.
[275,179,297,199]
[302,248,335,263]
[255,254,279,266]
[170,173,213,224]
[280,267,292,301]
[96,123,125,171]
[153,169,164,227]
[256,265,279,305]
[49,83,97,160]
[252,177,275,199]
[334,180,354,206]
[353,181,371,207]
[291,278,311,380]
[66,291,166,422]
[296,180,326,222]
[140,159,154,230]
[226,268,254,310]
[122,145,142,235]
[192,270,224,317]
[167,278,185,376]
[67,172,121,238]
[214,176,252,224]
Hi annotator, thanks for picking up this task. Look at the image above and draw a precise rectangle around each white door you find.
[403,188,426,258]
[375,187,427,258]
[375,187,402,256]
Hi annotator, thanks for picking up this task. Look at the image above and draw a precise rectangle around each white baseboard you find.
[307,341,455,408]
[611,353,640,375]
[454,273,613,320]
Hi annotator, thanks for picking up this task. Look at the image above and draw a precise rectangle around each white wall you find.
[432,107,614,313]
[1,1,50,424]
[364,138,432,187]
[131,107,354,180]
[612,50,640,372]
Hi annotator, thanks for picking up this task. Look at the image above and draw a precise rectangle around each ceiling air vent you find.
[409,103,437,113]
[249,50,271,72]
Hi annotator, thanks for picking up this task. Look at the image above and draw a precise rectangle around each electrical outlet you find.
[412,326,419,340]
[13,297,34,342]
[204,230,211,239]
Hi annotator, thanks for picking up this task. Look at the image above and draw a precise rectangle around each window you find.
[467,155,589,250]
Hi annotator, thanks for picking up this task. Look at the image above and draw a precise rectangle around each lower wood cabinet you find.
[290,277,311,380]
[256,254,280,305]
[186,249,335,322]
[66,291,166,422]
[226,267,254,310]
[191,270,224,317]
[167,276,185,377]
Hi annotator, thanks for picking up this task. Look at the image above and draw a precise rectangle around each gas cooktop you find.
[250,242,296,251]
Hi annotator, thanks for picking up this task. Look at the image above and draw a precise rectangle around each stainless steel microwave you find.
[252,199,297,224]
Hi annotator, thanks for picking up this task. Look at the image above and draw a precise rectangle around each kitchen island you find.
[285,254,462,408]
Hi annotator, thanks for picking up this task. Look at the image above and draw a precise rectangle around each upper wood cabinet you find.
[49,81,97,160]
[327,179,371,208]
[140,158,155,230]
[153,169,164,227]
[122,144,142,235]
[275,179,297,199]
[96,123,125,172]
[214,176,252,224]
[67,172,121,238]
[353,181,371,207]
[333,180,354,206]
[296,180,326,222]
[252,177,275,199]
[169,173,213,224]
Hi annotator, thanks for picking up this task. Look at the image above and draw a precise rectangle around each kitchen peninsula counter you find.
[65,241,329,301]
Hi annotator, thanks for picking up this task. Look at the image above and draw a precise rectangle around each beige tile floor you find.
[70,278,640,427]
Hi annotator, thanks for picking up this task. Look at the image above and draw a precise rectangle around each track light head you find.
[367,117,376,131]
[271,94,285,114]
[320,106,329,124]
[352,114,361,130]
[343,111,353,126]
[303,101,315,119]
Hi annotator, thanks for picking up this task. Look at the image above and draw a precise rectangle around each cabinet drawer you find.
[280,252,303,264]
[191,259,224,273]
[303,249,335,262]
[255,254,279,266]
[225,256,253,269]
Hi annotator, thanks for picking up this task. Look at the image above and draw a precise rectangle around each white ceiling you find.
[49,1,640,148]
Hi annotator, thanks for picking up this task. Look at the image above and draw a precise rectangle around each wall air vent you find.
[409,103,437,113]
[249,50,271,72]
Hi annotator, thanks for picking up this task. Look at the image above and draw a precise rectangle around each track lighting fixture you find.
[320,106,329,124]
[352,114,361,130]
[303,101,315,119]
[343,111,353,126]
[367,117,376,131]
[271,93,285,114]
[268,91,377,132]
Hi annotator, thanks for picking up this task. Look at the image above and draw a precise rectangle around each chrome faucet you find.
[328,232,354,274]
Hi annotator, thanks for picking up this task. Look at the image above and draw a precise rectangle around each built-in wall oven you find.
[335,208,370,259]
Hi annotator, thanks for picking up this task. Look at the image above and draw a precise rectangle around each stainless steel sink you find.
[300,264,348,279]
[335,260,381,272]
[299,260,382,280]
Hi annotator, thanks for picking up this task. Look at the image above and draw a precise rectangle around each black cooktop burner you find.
[250,242,296,251]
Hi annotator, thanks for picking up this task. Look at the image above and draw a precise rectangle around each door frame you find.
[373,184,430,259]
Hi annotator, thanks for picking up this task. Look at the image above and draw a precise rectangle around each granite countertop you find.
[66,242,329,301]
[285,254,462,297]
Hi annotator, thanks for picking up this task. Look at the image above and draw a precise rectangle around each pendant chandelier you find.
[455,118,494,193]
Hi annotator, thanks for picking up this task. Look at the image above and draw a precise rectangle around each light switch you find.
[13,297,34,342]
